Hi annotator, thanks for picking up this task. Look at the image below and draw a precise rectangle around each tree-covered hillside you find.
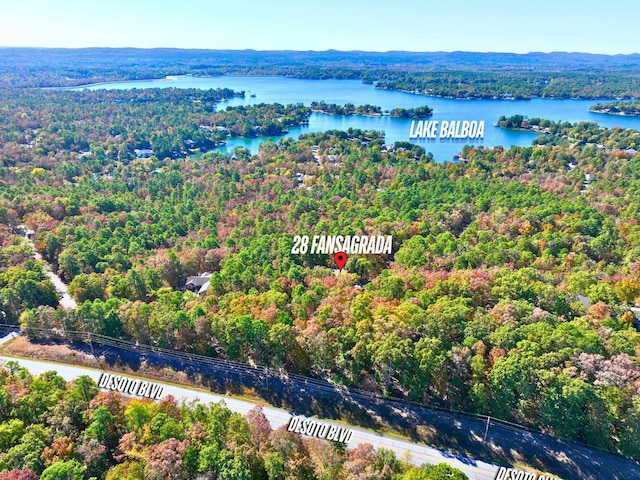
[3,48,640,99]
[2,87,640,458]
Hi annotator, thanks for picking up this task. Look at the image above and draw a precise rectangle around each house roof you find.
[185,272,212,288]
[198,281,211,295]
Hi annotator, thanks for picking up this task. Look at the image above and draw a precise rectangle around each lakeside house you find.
[134,148,154,158]
[185,272,212,295]
[14,225,35,241]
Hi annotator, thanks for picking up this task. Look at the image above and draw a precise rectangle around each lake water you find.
[82,75,640,161]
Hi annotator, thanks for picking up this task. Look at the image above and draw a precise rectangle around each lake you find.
[80,75,640,161]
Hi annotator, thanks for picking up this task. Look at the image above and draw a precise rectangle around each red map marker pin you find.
[334,251,348,271]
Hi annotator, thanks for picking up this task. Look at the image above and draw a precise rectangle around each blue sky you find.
[0,0,638,54]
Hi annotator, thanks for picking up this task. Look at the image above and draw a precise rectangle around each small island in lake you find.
[389,105,433,118]
[310,101,433,118]
[590,102,640,116]
[496,114,553,131]
[310,101,383,116]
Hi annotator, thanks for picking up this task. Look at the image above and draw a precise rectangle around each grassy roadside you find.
[0,335,565,478]
[0,336,425,444]
[0,335,269,406]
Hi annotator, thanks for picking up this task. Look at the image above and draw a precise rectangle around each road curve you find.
[32,251,77,310]
[19,228,77,310]
[0,334,499,480]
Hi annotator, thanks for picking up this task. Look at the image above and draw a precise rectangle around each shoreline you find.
[50,74,197,90]
[38,76,640,104]
[496,125,548,135]
[311,109,433,119]
[589,108,640,117]
[312,109,385,117]
[375,86,530,101]
[376,86,640,102]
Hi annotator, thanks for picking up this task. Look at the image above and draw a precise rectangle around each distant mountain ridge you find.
[2,47,640,69]
[2,47,640,90]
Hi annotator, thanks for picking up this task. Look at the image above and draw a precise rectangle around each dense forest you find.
[373,70,640,99]
[211,104,311,137]
[591,102,640,116]
[0,244,58,323]
[2,85,640,461]
[3,48,640,99]
[0,89,317,164]
[0,364,466,479]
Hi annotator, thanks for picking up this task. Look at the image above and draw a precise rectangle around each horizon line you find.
[1,46,639,56]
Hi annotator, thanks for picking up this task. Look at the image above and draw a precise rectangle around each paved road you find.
[0,333,499,480]
[18,227,76,309]
[32,249,77,309]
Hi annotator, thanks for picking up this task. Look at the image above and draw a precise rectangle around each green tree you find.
[68,273,105,303]
[105,462,145,480]
[40,460,86,480]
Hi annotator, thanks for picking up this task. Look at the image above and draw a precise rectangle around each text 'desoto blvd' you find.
[98,372,164,400]
[288,416,354,443]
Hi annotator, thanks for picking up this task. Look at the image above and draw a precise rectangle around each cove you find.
[79,75,640,161]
